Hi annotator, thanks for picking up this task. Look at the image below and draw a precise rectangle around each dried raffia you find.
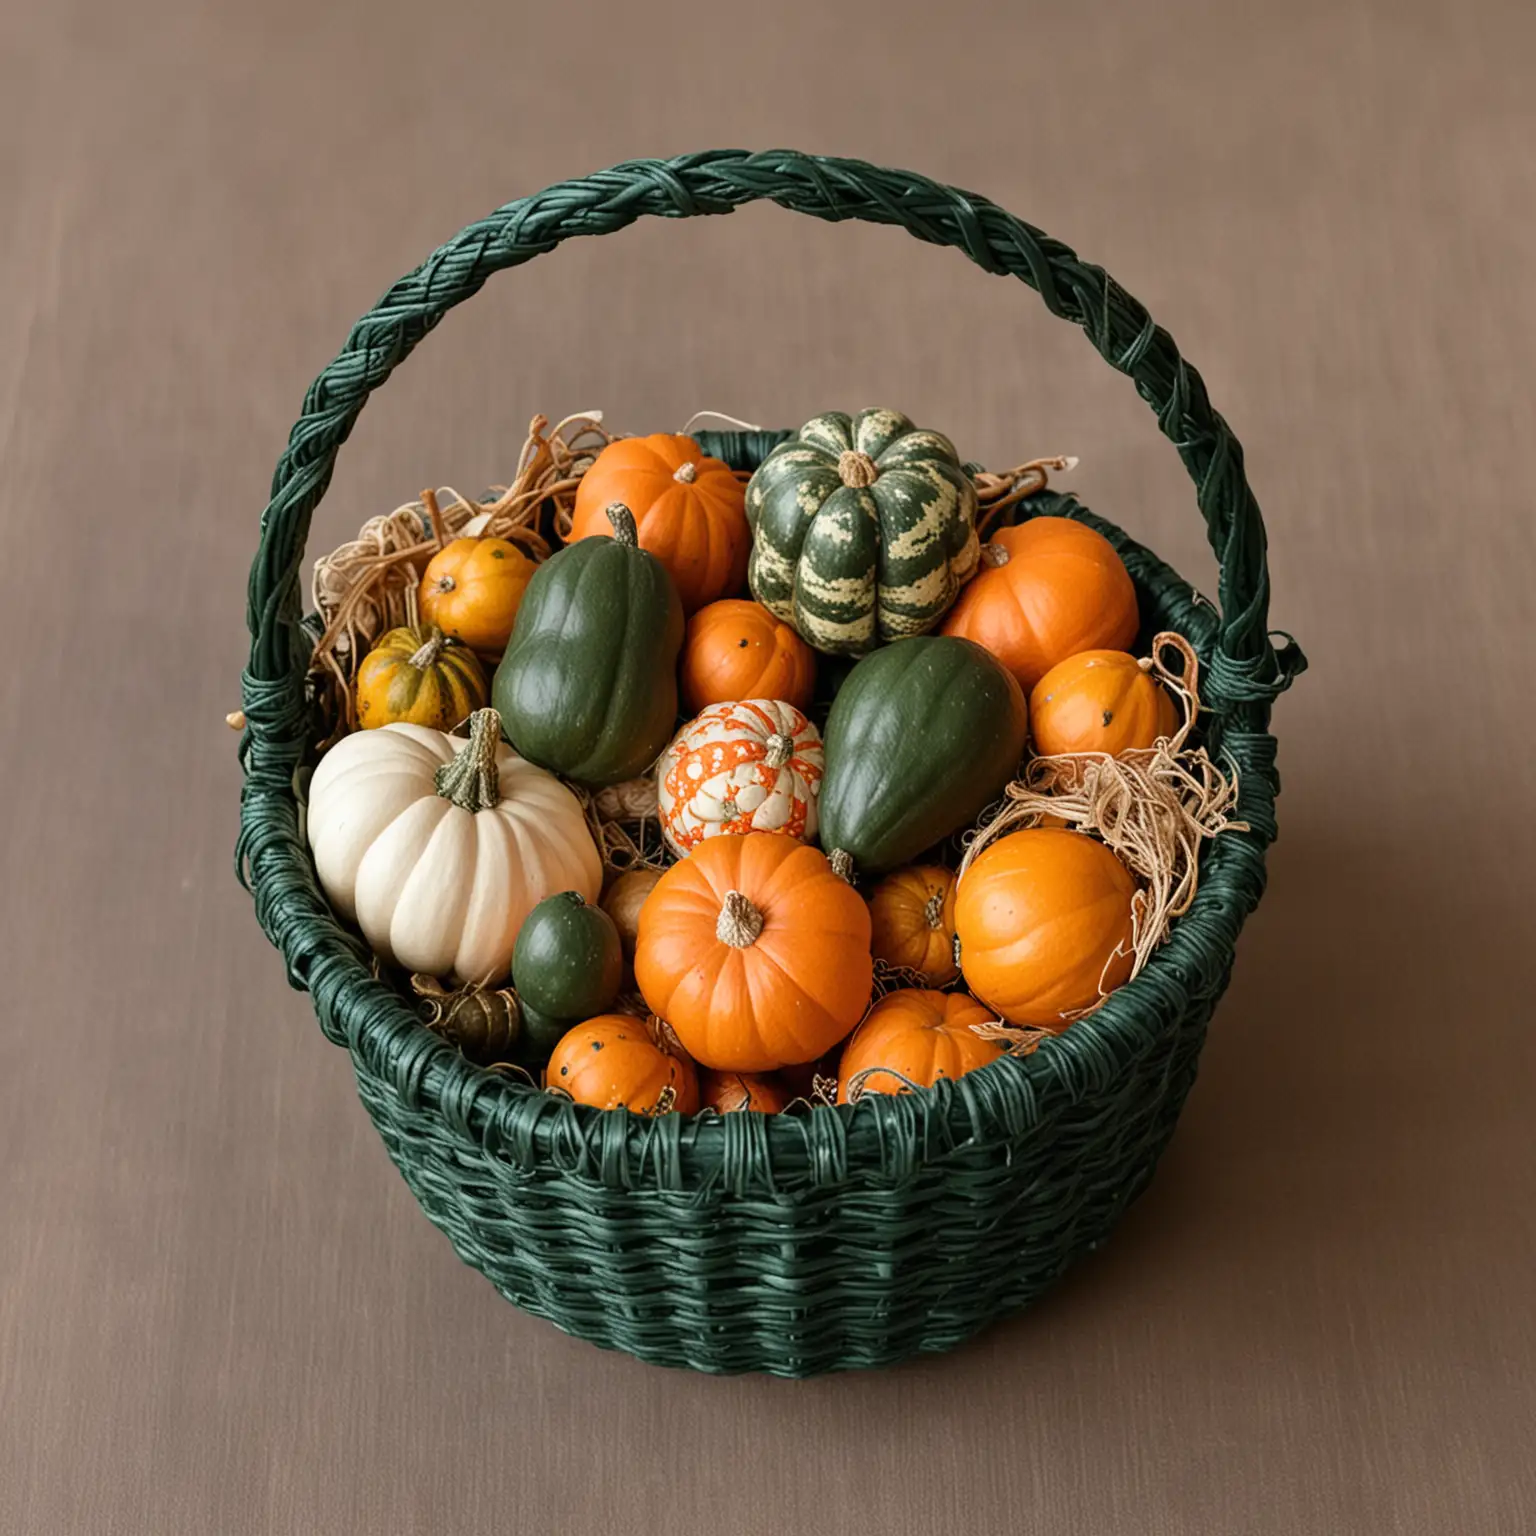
[959,632,1246,1000]
[844,1065,930,1103]
[968,1020,1053,1058]
[973,454,1079,536]
[809,1074,840,1108]
[870,958,932,1002]
[573,780,671,875]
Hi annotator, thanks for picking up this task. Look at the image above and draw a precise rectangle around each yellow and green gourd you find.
[744,409,981,655]
[354,624,488,730]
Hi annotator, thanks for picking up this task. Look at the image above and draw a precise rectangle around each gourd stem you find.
[981,542,1011,569]
[434,708,502,812]
[837,450,879,489]
[923,889,946,930]
[407,631,447,669]
[605,502,639,546]
[764,733,794,770]
[673,461,698,484]
[716,890,764,949]
[829,849,855,884]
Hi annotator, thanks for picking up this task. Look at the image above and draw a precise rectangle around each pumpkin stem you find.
[434,708,503,813]
[829,849,855,884]
[764,733,794,770]
[716,890,765,949]
[923,888,946,930]
[673,460,698,484]
[407,629,447,670]
[605,502,639,546]
[837,450,879,489]
[980,542,1011,569]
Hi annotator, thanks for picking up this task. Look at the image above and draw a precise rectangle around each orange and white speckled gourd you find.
[656,699,823,857]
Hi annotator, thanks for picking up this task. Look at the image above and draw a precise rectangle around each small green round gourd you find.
[512,890,624,1024]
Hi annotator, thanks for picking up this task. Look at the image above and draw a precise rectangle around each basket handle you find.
[245,149,1303,719]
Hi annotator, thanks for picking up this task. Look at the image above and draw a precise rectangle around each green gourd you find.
[819,635,1028,875]
[493,503,684,785]
[512,891,623,1023]
[745,409,980,655]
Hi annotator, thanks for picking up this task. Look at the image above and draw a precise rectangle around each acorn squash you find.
[818,635,1027,874]
[493,504,684,785]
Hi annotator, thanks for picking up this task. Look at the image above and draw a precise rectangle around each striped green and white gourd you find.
[744,409,981,655]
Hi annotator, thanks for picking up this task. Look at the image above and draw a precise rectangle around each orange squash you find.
[867,865,958,985]
[570,435,749,613]
[940,517,1138,692]
[419,536,538,655]
[680,599,816,714]
[699,1069,790,1114]
[634,832,873,1072]
[1030,650,1179,757]
[955,828,1136,1027]
[354,624,488,730]
[836,989,1003,1102]
[545,1014,700,1114]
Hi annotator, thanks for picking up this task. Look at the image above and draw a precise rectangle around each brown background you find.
[3,0,1534,1531]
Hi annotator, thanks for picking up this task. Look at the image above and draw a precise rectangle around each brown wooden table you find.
[4,0,1533,1530]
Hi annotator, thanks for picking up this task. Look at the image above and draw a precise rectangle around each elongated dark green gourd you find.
[819,635,1028,874]
[493,503,684,785]
[744,409,980,655]
[512,890,623,1023]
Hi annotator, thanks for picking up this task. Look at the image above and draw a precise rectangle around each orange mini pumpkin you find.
[545,1014,700,1114]
[634,833,873,1072]
[680,599,816,714]
[419,536,538,655]
[699,1069,790,1114]
[1030,650,1179,757]
[941,517,1139,692]
[955,828,1136,1027]
[570,435,749,613]
[867,865,959,985]
[836,989,1003,1103]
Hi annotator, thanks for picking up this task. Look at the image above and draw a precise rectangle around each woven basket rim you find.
[237,150,1304,1196]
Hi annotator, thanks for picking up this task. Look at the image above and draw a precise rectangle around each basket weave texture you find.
[236,150,1304,1375]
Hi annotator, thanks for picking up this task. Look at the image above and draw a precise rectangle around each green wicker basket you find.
[237,150,1304,1376]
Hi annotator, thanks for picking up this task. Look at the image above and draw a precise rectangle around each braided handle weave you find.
[246,150,1301,702]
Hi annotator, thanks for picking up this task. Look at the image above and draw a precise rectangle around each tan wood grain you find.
[2,0,1534,1531]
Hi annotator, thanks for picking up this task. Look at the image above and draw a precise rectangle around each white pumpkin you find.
[307,708,602,984]
[655,699,824,857]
